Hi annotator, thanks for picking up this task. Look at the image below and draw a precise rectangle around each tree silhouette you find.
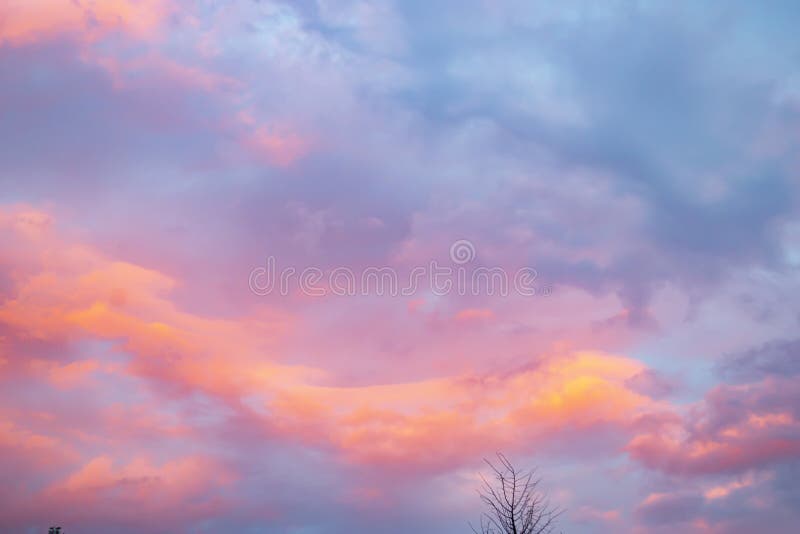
[471,453,562,534]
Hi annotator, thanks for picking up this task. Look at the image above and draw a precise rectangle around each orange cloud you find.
[0,0,169,45]
[265,351,656,469]
[454,307,494,321]
[0,205,664,474]
[0,207,305,400]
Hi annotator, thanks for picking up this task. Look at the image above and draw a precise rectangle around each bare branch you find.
[472,453,563,534]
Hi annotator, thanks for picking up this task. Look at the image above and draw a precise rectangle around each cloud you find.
[2,1,800,531]
[0,205,667,529]
[628,378,800,476]
[0,0,170,45]
[625,336,800,530]
[719,338,800,382]
[0,454,236,532]
[636,491,704,526]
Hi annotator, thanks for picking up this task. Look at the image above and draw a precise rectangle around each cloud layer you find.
[1,1,800,532]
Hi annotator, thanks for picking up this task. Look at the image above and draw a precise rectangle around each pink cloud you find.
[0,205,662,475]
[627,378,800,476]
[0,0,170,45]
[235,111,312,167]
[454,307,494,322]
[5,205,796,531]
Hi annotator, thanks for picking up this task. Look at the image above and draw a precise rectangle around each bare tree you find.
[471,453,562,534]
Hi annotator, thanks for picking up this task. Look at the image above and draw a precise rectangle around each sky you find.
[1,1,800,532]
